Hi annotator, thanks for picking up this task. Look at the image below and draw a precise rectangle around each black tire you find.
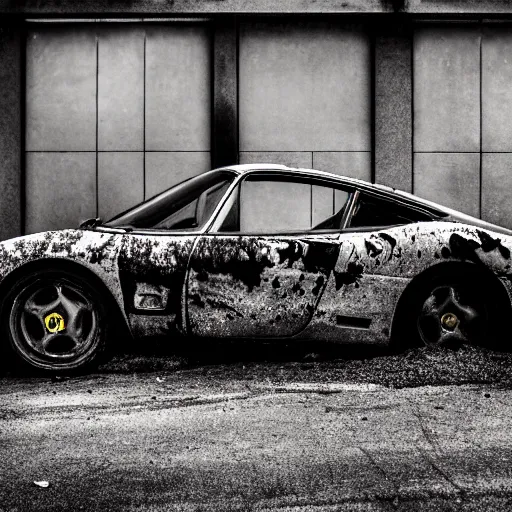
[391,268,508,352]
[2,268,110,374]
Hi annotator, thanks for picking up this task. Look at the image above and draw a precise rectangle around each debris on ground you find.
[33,481,49,488]
[94,342,512,389]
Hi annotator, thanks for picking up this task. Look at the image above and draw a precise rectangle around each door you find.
[186,172,355,338]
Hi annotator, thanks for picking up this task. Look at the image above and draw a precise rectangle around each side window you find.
[213,175,352,233]
[349,192,431,229]
[152,180,231,230]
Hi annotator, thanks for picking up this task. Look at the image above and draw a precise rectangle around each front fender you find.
[0,229,127,328]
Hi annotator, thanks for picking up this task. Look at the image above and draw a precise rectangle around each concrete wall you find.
[413,25,512,227]
[25,23,211,233]
[0,24,21,241]
[3,5,512,237]
[238,21,371,180]
[3,1,512,15]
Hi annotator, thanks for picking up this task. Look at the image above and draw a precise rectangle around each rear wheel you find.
[3,269,108,373]
[417,282,487,348]
[392,268,507,351]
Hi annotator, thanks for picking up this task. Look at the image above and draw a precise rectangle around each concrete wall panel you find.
[26,27,97,151]
[145,152,211,199]
[414,27,480,152]
[98,26,144,151]
[414,152,480,217]
[313,151,371,181]
[312,185,334,228]
[239,152,312,168]
[145,25,211,151]
[239,22,370,152]
[0,24,21,240]
[482,27,512,152]
[98,152,144,221]
[241,181,311,232]
[482,153,512,229]
[25,152,96,233]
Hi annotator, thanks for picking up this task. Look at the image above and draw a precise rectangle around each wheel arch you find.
[389,261,512,346]
[0,258,133,344]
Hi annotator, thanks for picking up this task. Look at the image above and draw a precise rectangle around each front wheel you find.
[3,269,108,373]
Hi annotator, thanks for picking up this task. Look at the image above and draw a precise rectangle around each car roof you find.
[217,163,444,214]
[219,163,391,189]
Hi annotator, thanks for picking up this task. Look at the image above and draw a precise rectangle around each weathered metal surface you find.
[1,215,512,349]
[186,235,339,338]
[305,221,512,344]
[118,234,196,338]
[302,273,408,344]
[0,229,125,315]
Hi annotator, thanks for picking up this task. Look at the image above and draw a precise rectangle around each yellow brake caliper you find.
[44,312,65,333]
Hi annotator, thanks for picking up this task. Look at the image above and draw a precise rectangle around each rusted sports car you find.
[1,163,512,373]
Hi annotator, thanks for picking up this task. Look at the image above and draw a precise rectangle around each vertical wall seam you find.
[213,16,238,168]
[236,16,240,164]
[210,20,215,168]
[370,25,376,184]
[143,31,146,200]
[479,21,483,219]
[20,23,27,236]
[95,28,99,218]
[411,26,415,194]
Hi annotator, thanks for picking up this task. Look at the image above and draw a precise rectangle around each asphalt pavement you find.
[2,361,512,511]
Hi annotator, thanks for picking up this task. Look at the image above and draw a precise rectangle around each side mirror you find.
[79,217,102,229]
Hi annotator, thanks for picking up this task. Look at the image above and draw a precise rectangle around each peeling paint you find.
[0,230,125,321]
[187,235,339,338]
[118,234,196,336]
[300,221,512,344]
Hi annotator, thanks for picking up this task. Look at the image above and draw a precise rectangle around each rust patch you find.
[187,236,339,338]
[477,230,511,259]
[334,262,364,290]
[118,235,196,333]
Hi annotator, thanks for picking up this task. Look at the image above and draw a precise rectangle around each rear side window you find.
[349,193,432,228]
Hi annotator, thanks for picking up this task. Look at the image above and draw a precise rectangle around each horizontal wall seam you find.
[240,150,372,154]
[25,150,212,153]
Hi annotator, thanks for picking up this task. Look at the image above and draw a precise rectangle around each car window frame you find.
[343,187,436,232]
[206,170,357,235]
[100,170,239,236]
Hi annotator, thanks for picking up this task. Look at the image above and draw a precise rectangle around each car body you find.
[2,163,512,372]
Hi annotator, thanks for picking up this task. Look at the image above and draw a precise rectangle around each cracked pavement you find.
[2,367,512,511]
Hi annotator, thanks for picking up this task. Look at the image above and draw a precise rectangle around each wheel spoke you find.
[27,331,50,354]
[24,294,60,319]
[42,332,77,356]
[438,329,465,347]
[57,286,85,339]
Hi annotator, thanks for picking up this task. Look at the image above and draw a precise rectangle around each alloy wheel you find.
[9,276,101,370]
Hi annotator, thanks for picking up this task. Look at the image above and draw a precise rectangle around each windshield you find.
[105,170,237,230]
